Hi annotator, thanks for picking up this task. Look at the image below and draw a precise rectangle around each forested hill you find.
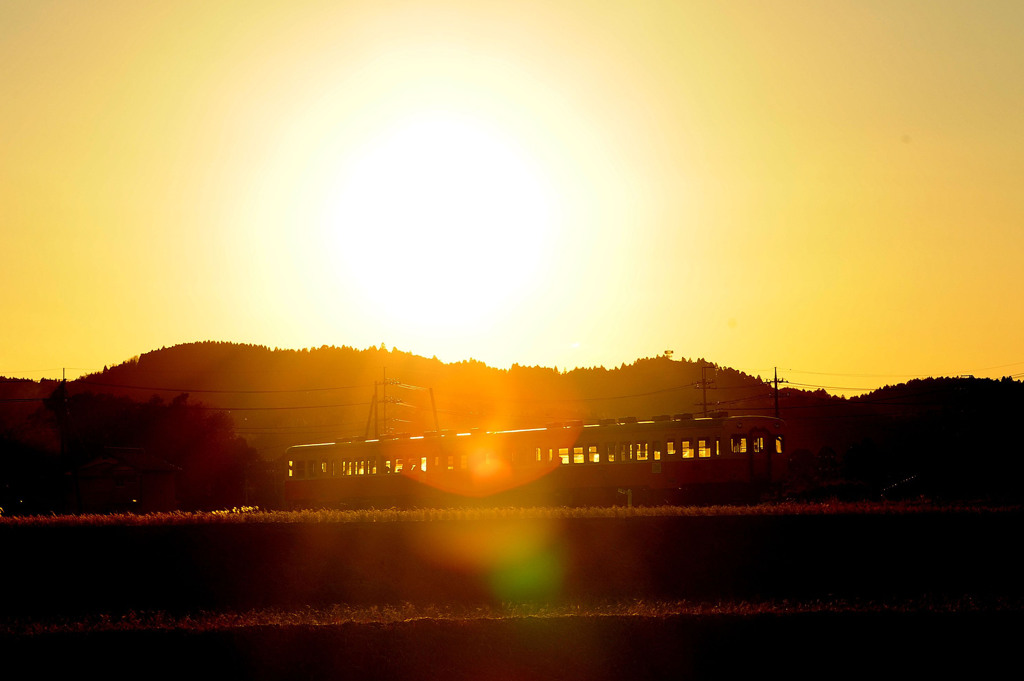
[50,342,796,458]
[5,343,1024,504]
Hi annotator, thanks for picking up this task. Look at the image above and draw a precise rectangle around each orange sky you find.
[3,1,1023,395]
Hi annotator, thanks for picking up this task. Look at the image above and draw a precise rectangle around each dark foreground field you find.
[4,608,1021,680]
[2,506,1021,679]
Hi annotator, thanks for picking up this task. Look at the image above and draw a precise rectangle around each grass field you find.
[4,604,1020,680]
[1,500,1012,526]
[2,503,1020,679]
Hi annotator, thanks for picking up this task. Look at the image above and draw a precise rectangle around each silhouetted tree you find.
[35,389,256,511]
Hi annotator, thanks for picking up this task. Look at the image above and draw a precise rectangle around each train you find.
[282,412,786,508]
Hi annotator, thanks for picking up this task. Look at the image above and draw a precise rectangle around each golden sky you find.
[3,0,1023,394]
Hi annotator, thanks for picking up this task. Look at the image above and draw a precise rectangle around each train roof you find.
[284,413,784,454]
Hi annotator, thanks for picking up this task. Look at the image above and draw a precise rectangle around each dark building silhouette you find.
[71,447,179,513]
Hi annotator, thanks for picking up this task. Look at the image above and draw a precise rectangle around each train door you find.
[748,428,773,483]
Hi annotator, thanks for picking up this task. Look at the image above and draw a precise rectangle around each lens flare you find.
[414,520,565,602]
[487,539,565,602]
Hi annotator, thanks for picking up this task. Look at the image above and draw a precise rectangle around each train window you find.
[447,456,454,471]
[667,441,676,457]
[421,456,428,472]
[681,440,693,459]
[321,461,328,475]
[559,448,570,465]
[573,446,584,464]
[653,441,662,461]
[589,445,599,463]
[394,460,403,473]
[731,437,747,454]
[535,447,542,463]
[776,436,784,454]
[636,442,648,461]
[287,460,294,478]
[605,444,614,463]
[698,439,711,458]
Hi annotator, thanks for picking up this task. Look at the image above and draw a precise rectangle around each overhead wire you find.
[787,381,876,392]
[77,379,372,394]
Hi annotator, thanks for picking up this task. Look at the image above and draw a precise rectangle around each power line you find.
[783,369,935,379]
[77,380,373,394]
[788,381,875,392]
[196,401,372,412]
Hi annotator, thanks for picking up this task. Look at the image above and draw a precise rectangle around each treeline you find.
[4,343,1024,512]
[68,342,795,457]
[783,376,1024,502]
[1,386,255,514]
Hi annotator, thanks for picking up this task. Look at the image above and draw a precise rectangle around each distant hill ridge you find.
[61,342,779,457]
[8,342,1021,464]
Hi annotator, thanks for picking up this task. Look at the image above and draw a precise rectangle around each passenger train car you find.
[282,413,785,508]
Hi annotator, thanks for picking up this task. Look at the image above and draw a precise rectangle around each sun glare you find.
[322,113,556,331]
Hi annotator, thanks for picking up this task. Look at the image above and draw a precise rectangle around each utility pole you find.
[57,369,81,513]
[58,369,67,464]
[429,387,441,432]
[698,362,715,417]
[773,367,788,418]
[371,368,400,437]
[364,383,378,440]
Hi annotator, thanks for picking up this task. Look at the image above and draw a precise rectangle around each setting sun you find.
[321,112,556,330]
